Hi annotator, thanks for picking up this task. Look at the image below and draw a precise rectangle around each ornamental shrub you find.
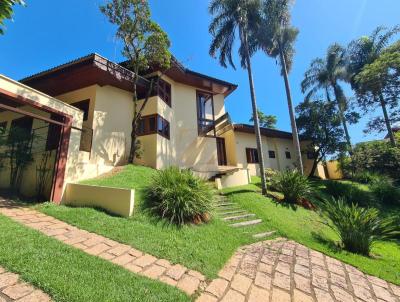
[271,170,313,204]
[144,167,215,225]
[320,198,399,255]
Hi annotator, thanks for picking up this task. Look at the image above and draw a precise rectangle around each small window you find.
[157,116,170,139]
[307,151,315,159]
[71,99,90,121]
[157,79,171,107]
[148,116,156,132]
[285,151,291,159]
[138,114,170,140]
[246,148,259,163]
[268,150,276,158]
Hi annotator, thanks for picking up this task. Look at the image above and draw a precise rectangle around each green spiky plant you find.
[320,198,399,255]
[144,167,215,225]
[271,170,313,203]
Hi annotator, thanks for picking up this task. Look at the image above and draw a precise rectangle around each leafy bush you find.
[320,198,399,255]
[325,181,372,206]
[339,138,400,183]
[271,170,313,203]
[265,168,278,181]
[353,171,382,184]
[370,178,400,205]
[144,167,215,225]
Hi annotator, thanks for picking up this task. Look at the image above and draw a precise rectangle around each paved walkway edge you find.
[1,199,399,302]
[0,199,206,297]
[0,266,51,302]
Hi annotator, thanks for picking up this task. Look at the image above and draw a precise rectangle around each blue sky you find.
[0,0,399,143]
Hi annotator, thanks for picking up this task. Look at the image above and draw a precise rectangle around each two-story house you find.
[0,53,317,202]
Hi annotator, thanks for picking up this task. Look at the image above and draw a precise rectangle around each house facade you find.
[0,53,319,202]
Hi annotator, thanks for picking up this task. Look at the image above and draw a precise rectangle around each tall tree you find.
[347,26,400,146]
[296,100,346,177]
[301,44,357,155]
[0,0,24,34]
[255,0,304,174]
[209,0,268,195]
[249,109,277,128]
[100,0,171,163]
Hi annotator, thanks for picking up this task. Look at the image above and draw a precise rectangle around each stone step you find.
[229,219,262,228]
[252,231,276,239]
[223,214,256,221]
[218,210,247,216]
[216,203,235,207]
[216,207,241,213]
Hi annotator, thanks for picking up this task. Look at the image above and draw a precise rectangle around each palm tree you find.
[301,44,353,154]
[209,0,268,195]
[256,0,304,174]
[347,26,399,146]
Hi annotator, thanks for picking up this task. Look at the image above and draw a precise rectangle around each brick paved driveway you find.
[199,239,400,302]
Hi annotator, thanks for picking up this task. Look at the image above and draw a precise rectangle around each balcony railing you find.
[198,112,233,137]
[198,118,216,137]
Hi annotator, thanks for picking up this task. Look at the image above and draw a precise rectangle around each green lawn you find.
[223,178,400,285]
[0,214,189,302]
[36,165,400,284]
[38,165,258,279]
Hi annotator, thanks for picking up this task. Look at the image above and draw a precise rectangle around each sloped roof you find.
[20,53,237,97]
[233,123,293,139]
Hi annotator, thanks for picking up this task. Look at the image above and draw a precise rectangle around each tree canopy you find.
[296,100,347,176]
[0,0,24,35]
[347,26,399,144]
[249,109,277,128]
[100,0,171,163]
[100,0,171,74]
[354,41,400,134]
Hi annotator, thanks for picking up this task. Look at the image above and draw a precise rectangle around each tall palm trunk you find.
[332,84,353,154]
[278,41,304,174]
[241,25,267,195]
[378,92,396,147]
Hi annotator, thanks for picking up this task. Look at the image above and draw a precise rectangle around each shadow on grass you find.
[311,231,342,253]
[223,189,260,197]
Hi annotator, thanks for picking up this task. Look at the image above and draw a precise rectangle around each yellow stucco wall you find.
[132,75,226,172]
[221,130,237,166]
[231,131,300,176]
[326,160,343,179]
[63,183,134,217]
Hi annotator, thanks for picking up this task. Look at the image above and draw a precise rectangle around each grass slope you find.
[39,165,256,279]
[223,180,400,285]
[0,214,189,302]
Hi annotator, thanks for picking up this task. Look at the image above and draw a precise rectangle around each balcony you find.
[198,112,232,137]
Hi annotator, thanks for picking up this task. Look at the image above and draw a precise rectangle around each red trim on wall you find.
[51,117,72,204]
[0,86,75,204]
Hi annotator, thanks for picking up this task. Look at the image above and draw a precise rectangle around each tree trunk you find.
[308,150,321,178]
[379,92,396,147]
[278,42,304,175]
[241,26,268,195]
[308,158,319,178]
[128,79,138,164]
[332,84,353,154]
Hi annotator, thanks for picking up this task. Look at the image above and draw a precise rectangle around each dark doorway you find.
[216,137,227,166]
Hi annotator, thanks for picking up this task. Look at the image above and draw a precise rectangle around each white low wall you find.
[62,183,134,217]
[215,169,250,190]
